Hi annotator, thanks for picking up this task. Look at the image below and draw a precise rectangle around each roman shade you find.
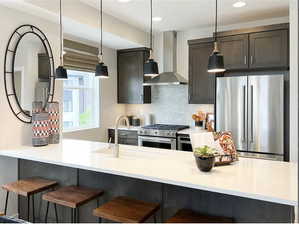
[63,39,99,72]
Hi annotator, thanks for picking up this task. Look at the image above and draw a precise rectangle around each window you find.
[63,70,99,131]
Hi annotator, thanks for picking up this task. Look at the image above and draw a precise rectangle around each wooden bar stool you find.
[1,177,58,223]
[42,185,104,223]
[93,196,160,223]
[166,209,234,223]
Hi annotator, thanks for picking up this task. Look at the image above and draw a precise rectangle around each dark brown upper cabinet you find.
[215,24,289,71]
[188,39,215,104]
[249,30,288,69]
[117,48,151,104]
[218,34,249,70]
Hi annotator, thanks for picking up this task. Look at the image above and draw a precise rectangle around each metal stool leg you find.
[4,191,9,215]
[71,208,74,223]
[54,204,58,223]
[76,208,79,223]
[74,208,77,223]
[45,202,49,223]
[32,195,35,223]
[27,196,30,222]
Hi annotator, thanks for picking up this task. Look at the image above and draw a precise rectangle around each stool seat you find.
[166,209,233,223]
[93,196,160,223]
[42,185,104,208]
[1,177,57,197]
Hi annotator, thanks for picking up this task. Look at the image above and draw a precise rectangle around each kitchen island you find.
[0,139,297,223]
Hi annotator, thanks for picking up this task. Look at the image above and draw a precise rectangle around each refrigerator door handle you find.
[242,85,246,142]
[250,85,254,143]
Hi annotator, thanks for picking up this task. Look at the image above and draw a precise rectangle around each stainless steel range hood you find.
[143,31,187,86]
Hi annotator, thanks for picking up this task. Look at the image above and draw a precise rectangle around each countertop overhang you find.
[0,139,297,206]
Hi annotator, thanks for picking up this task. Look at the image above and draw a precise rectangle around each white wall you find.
[63,46,126,142]
[0,5,61,216]
[289,0,298,162]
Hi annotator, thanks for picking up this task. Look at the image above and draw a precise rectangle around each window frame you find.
[62,70,100,133]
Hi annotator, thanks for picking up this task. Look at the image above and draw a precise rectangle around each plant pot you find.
[194,155,215,172]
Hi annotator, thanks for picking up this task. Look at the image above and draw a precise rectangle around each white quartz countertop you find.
[108,126,140,131]
[0,139,297,206]
[177,128,209,135]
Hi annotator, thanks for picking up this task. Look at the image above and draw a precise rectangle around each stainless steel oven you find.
[138,136,177,150]
[177,135,192,152]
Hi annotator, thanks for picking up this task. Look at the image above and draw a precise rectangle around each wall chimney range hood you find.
[143,31,187,86]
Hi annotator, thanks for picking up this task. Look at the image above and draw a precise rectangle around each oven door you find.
[138,136,176,150]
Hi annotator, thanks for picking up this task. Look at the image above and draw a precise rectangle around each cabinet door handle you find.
[250,56,253,65]
[244,56,247,65]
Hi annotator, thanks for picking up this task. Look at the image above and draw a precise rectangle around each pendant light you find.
[55,0,68,80]
[208,0,226,73]
[144,0,159,77]
[95,0,109,78]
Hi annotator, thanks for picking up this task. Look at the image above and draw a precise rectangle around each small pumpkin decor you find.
[193,146,217,172]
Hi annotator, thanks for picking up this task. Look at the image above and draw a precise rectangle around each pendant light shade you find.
[55,0,68,80]
[144,0,159,77]
[208,53,225,73]
[144,58,159,77]
[95,62,109,78]
[95,0,109,78]
[56,66,68,79]
[208,0,226,73]
[208,42,225,73]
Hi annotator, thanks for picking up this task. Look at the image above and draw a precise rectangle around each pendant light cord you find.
[150,0,153,50]
[59,0,63,66]
[98,0,103,62]
[215,0,218,42]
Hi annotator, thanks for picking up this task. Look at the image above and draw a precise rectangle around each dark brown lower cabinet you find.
[188,39,215,104]
[108,129,138,146]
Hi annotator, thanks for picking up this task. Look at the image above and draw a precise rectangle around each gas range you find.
[138,124,189,138]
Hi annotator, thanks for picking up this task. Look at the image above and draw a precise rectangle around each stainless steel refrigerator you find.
[216,75,284,160]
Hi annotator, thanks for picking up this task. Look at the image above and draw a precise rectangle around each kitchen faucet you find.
[114,115,130,158]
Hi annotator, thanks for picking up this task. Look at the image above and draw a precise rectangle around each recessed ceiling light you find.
[117,0,132,3]
[233,1,246,8]
[152,17,163,22]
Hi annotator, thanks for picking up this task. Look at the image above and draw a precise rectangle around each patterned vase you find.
[46,102,60,144]
[32,112,50,147]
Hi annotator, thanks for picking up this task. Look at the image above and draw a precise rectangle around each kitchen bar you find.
[0,139,297,222]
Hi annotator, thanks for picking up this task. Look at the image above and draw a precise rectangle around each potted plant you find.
[193,145,216,172]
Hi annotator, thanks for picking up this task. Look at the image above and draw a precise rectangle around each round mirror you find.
[4,25,55,123]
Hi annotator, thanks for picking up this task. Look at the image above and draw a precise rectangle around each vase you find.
[194,155,215,172]
[195,121,205,130]
[46,102,60,144]
[32,112,49,147]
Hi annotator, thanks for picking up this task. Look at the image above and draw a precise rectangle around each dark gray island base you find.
[17,159,295,223]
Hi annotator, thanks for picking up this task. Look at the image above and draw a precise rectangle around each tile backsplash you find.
[125,85,214,126]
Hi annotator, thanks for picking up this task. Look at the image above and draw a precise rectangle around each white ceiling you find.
[82,0,289,32]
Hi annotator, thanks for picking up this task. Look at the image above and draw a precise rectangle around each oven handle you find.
[138,136,175,144]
